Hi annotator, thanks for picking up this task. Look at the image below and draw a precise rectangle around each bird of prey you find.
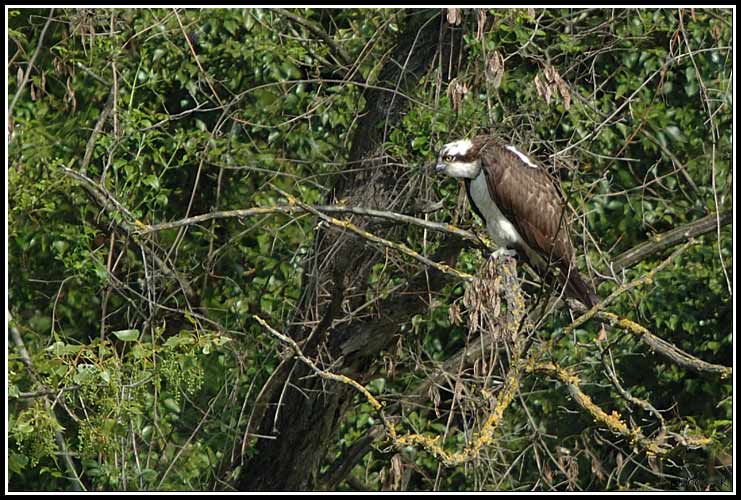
[435,135,598,307]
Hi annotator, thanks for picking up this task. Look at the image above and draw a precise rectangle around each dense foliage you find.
[7,8,732,491]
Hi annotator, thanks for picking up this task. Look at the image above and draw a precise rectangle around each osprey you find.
[435,135,598,308]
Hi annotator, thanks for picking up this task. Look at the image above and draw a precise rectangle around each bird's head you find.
[435,139,481,178]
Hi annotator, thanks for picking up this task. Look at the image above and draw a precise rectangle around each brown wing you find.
[479,140,574,267]
[477,138,598,306]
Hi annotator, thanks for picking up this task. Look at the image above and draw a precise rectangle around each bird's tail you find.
[520,245,599,308]
[562,264,599,308]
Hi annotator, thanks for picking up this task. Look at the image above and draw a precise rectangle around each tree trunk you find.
[237,9,463,491]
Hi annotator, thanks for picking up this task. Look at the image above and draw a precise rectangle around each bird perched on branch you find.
[435,135,598,308]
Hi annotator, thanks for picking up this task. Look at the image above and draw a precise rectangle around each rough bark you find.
[237,9,464,491]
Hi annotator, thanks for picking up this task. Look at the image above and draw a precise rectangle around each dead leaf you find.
[486,51,505,89]
[453,380,464,404]
[536,65,571,110]
[66,75,77,111]
[589,451,606,482]
[596,324,607,343]
[477,356,487,377]
[447,8,462,26]
[448,302,462,326]
[711,23,723,41]
[384,353,396,379]
[476,9,487,41]
[543,462,553,484]
[447,77,468,113]
[534,74,551,104]
[556,76,571,110]
[429,384,441,418]
[390,454,403,491]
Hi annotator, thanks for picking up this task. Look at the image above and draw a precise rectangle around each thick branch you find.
[277,190,474,281]
[141,202,729,282]
[320,426,385,490]
[528,362,682,456]
[564,241,732,379]
[607,210,732,277]
[565,241,697,337]
[599,311,732,379]
[254,313,525,468]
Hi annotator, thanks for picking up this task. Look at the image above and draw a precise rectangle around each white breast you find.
[469,170,525,249]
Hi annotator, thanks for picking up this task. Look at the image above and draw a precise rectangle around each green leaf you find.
[8,450,29,475]
[113,329,140,342]
[142,175,160,189]
[164,398,180,413]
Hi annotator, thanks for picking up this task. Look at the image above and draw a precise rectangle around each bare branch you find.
[139,202,487,247]
[274,188,475,282]
[59,165,195,297]
[80,86,115,176]
[607,210,732,277]
[599,311,732,379]
[566,241,697,337]
[528,361,709,456]
[275,8,353,68]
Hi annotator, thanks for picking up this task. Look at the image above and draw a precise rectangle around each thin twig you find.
[9,316,85,491]
[275,8,353,68]
[274,188,475,282]
[9,8,55,115]
[173,9,223,107]
[138,202,485,247]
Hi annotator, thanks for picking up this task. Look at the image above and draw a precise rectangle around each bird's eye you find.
[444,155,453,162]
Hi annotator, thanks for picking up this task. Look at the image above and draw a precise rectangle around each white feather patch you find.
[469,170,524,248]
[444,160,479,178]
[505,145,538,169]
[443,139,473,157]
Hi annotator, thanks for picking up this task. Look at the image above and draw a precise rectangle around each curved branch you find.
[60,165,195,297]
[141,201,729,281]
[599,311,732,379]
[528,362,706,456]
[138,202,487,247]
[566,241,697,337]
[607,210,732,277]
[274,188,475,282]
[564,240,732,379]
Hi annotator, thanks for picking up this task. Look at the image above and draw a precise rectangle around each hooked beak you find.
[434,163,446,173]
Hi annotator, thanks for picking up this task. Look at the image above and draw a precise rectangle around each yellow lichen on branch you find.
[599,311,733,379]
[388,360,522,466]
[253,312,523,467]
[529,361,679,456]
[272,188,475,282]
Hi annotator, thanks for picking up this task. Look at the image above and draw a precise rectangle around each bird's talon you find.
[490,248,517,260]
